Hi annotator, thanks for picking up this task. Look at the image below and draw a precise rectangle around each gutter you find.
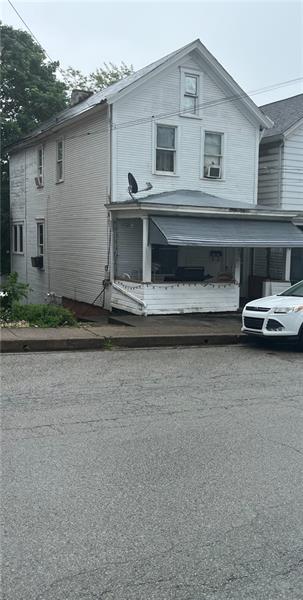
[105,202,298,221]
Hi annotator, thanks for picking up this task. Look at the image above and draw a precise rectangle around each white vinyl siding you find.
[9,107,109,305]
[280,124,303,211]
[257,142,281,207]
[112,54,258,204]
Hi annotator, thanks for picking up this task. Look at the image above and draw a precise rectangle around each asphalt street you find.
[1,344,303,600]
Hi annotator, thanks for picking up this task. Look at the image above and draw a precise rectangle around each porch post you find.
[235,248,241,284]
[142,217,152,282]
[285,248,291,281]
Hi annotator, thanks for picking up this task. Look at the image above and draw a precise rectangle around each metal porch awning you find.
[150,216,303,247]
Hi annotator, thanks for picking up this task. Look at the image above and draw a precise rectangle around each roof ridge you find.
[260,92,303,108]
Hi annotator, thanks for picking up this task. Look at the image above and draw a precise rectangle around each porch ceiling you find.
[150,216,303,247]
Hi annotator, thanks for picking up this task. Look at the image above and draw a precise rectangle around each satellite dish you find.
[128,172,138,194]
[127,173,153,200]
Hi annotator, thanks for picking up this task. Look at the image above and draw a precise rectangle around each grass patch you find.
[103,337,114,350]
[10,303,77,328]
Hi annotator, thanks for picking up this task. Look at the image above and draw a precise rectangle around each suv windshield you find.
[280,280,303,297]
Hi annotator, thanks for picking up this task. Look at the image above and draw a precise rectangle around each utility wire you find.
[6,0,303,141]
[7,0,58,65]
[112,76,303,131]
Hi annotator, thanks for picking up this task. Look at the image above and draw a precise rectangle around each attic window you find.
[180,69,200,117]
[184,75,198,113]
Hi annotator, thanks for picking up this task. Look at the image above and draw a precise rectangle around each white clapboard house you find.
[9,39,303,315]
[257,94,303,290]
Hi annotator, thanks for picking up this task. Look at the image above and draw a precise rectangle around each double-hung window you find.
[155,125,177,173]
[37,222,44,256]
[12,223,24,254]
[37,146,44,186]
[56,139,64,182]
[184,74,198,114]
[203,132,223,179]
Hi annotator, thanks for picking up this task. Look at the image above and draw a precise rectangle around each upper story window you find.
[180,69,201,117]
[12,223,24,254]
[56,139,64,183]
[184,74,198,114]
[156,125,177,173]
[37,146,44,185]
[203,132,224,179]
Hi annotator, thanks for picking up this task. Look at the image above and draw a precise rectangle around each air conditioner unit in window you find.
[31,256,44,269]
[34,176,43,188]
[207,165,221,179]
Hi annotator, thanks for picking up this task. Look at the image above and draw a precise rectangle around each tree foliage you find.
[0,23,68,273]
[61,62,133,95]
[1,23,68,150]
[0,23,133,274]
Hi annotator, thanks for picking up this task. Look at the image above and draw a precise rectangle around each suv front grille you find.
[244,317,264,330]
[245,306,270,312]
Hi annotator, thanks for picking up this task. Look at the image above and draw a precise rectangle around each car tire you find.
[298,326,303,351]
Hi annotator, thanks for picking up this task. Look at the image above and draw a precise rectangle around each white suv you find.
[242,280,303,348]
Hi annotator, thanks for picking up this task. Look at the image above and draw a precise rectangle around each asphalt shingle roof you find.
[260,93,303,139]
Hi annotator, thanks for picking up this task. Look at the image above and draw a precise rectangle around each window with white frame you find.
[37,222,44,256]
[37,146,44,185]
[203,132,223,179]
[56,139,64,182]
[155,125,177,173]
[12,223,24,254]
[183,74,199,115]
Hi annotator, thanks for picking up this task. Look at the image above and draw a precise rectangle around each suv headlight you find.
[273,306,303,314]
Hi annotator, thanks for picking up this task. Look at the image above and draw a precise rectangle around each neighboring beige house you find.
[8,40,303,315]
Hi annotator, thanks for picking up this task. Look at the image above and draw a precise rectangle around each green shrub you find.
[11,303,77,327]
[1,272,29,313]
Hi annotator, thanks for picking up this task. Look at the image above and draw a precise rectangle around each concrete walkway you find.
[0,313,245,353]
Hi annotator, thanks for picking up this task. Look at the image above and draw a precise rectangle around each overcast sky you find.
[2,0,303,106]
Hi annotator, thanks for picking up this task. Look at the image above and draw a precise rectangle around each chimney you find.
[70,89,94,107]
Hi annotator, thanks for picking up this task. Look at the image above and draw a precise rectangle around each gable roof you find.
[8,38,272,153]
[260,93,303,140]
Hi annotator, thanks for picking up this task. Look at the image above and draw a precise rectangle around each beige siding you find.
[10,107,109,305]
[281,124,303,211]
[112,54,259,205]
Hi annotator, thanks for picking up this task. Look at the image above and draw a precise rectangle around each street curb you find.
[0,333,247,353]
